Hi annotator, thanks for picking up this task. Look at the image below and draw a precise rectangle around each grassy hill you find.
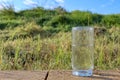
[0,6,120,70]
[0,6,120,30]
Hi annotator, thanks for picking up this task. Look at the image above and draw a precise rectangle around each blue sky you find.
[64,0,120,14]
[0,0,120,14]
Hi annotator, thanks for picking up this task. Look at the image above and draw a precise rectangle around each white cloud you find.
[55,0,64,3]
[44,5,55,9]
[54,0,64,7]
[43,0,64,9]
[44,0,57,9]
[14,6,21,12]
[22,0,64,9]
[0,0,13,2]
[0,5,3,9]
[23,0,38,6]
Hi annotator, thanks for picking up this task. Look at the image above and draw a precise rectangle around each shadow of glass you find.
[94,71,120,77]
[90,71,120,80]
[90,75,113,80]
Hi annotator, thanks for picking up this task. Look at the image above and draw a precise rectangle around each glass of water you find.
[72,27,94,76]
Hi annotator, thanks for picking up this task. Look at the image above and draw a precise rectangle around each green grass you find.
[0,25,120,70]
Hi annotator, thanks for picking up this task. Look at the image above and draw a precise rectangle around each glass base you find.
[72,69,93,77]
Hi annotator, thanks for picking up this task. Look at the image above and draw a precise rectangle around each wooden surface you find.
[0,70,120,80]
[47,70,120,80]
[0,71,47,80]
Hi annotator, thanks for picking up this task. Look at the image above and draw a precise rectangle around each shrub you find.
[0,20,24,30]
[46,15,73,27]
[36,16,51,26]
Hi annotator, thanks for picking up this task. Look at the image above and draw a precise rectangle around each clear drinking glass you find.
[72,27,94,76]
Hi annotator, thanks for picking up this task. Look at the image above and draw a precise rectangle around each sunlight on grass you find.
[0,26,120,70]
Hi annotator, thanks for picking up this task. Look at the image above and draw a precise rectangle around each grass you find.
[94,27,120,69]
[0,24,120,70]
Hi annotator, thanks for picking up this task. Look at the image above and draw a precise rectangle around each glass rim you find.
[72,26,93,30]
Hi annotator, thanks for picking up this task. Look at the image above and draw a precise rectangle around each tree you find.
[92,13,103,25]
[71,10,92,26]
[54,6,67,14]
[101,15,120,27]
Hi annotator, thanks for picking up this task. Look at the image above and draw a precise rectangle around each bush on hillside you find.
[46,15,73,27]
[101,15,120,27]
[0,20,23,29]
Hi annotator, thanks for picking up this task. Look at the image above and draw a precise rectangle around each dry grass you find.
[0,26,120,70]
